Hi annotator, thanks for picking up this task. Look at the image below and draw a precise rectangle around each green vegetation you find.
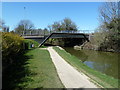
[2,32,64,89]
[53,46,119,88]
[2,32,24,66]
[2,32,39,68]
[3,48,64,89]
[48,17,78,32]
[93,2,120,52]
[23,39,39,48]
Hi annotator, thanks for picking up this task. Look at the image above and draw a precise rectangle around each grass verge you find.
[3,48,64,89]
[53,46,120,88]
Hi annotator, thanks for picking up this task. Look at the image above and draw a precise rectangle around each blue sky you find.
[2,2,102,31]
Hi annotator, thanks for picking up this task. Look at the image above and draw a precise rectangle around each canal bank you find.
[64,47,119,80]
[53,46,119,88]
[47,47,99,88]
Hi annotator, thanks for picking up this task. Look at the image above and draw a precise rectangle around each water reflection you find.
[63,47,119,79]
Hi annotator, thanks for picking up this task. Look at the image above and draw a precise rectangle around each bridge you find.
[22,30,94,47]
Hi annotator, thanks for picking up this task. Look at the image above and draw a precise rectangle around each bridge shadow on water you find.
[2,49,40,89]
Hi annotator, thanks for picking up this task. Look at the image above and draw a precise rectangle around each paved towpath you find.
[47,47,99,88]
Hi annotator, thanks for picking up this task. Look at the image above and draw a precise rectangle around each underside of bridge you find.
[45,38,86,47]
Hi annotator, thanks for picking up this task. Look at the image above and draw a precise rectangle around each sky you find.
[2,2,103,31]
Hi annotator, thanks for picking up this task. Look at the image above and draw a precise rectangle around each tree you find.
[52,21,62,31]
[94,2,120,51]
[61,18,78,31]
[98,2,119,33]
[15,20,34,35]
[0,19,9,32]
[0,19,5,30]
[43,28,49,35]
[99,2,118,24]
[49,18,78,32]
[48,25,52,33]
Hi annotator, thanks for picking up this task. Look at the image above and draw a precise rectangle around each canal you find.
[63,47,120,80]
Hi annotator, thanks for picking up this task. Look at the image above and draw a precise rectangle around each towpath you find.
[47,47,99,88]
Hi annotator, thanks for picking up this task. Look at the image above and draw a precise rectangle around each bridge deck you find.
[22,33,89,47]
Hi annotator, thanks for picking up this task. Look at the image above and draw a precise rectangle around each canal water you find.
[63,47,120,79]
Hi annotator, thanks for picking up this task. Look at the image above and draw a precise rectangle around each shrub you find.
[2,32,24,64]
[23,39,39,49]
[2,32,39,67]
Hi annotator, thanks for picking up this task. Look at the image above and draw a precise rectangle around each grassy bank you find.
[3,48,64,89]
[53,46,119,88]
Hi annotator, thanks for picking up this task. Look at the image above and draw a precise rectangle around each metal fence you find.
[22,30,95,36]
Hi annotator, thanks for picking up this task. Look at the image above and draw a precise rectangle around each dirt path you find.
[47,47,99,88]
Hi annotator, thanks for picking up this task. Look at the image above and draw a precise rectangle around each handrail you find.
[21,30,94,36]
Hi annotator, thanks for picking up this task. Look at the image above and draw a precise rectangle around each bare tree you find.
[48,25,52,33]
[0,19,5,29]
[0,19,9,32]
[98,2,119,33]
[99,2,119,25]
[15,20,34,34]
[18,20,34,30]
[94,2,120,52]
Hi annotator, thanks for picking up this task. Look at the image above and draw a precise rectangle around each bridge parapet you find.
[21,30,94,36]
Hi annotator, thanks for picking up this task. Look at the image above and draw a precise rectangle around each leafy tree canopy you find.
[48,18,78,32]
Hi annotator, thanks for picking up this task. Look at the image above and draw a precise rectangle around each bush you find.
[23,39,39,49]
[2,32,24,64]
[2,32,39,67]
